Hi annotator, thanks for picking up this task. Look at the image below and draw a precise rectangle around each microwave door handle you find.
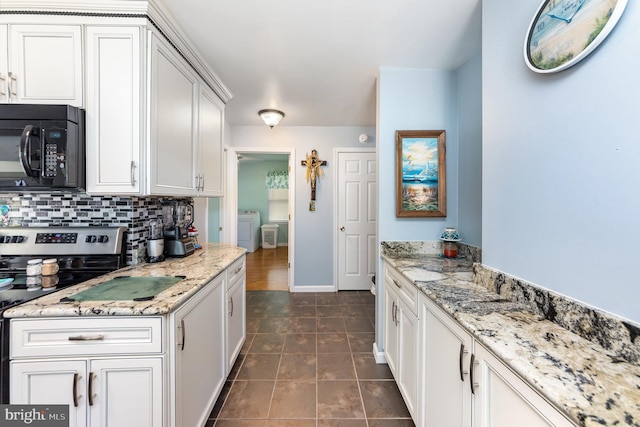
[20,125,38,178]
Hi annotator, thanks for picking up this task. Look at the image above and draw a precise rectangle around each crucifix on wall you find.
[301,149,327,208]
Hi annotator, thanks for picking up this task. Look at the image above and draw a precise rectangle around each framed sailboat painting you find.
[395,130,446,217]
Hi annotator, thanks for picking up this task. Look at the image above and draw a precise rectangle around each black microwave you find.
[0,104,85,192]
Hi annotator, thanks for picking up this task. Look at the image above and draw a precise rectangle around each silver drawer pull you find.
[233,267,242,275]
[68,334,105,341]
[392,279,402,288]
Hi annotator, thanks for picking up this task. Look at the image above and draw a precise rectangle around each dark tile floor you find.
[207,290,414,427]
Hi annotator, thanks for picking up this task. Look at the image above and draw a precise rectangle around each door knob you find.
[340,226,345,232]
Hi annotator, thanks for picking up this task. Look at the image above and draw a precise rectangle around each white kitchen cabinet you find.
[420,294,473,427]
[148,32,198,196]
[11,360,87,427]
[10,317,164,427]
[85,26,143,194]
[226,255,246,372]
[1,24,83,106]
[383,261,419,421]
[0,25,7,103]
[473,344,575,427]
[418,292,576,427]
[196,83,225,197]
[170,273,226,427]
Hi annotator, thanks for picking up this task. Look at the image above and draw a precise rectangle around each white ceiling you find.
[161,0,482,127]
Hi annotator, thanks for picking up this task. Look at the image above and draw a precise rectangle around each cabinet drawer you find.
[11,317,162,358]
[227,255,246,289]
[385,263,418,315]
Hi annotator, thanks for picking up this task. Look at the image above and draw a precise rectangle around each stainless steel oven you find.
[0,104,85,191]
[0,226,126,403]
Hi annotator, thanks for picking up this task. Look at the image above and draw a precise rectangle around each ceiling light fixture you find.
[258,109,285,129]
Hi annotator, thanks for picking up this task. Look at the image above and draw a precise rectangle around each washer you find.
[237,210,261,252]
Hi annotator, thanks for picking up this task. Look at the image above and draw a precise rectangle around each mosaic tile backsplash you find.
[0,193,193,265]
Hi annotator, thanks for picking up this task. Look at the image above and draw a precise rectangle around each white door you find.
[337,150,376,290]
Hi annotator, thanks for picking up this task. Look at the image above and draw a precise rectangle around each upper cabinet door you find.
[9,24,83,106]
[0,25,8,103]
[148,33,198,196]
[85,26,143,195]
[197,84,224,197]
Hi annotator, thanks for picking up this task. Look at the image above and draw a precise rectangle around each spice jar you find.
[26,259,43,276]
[42,259,59,276]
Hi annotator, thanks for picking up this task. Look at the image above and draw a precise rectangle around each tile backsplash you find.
[0,193,192,265]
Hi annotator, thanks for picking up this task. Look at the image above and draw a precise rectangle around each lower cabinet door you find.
[383,286,400,375]
[473,344,575,427]
[421,296,473,427]
[227,275,246,372]
[396,302,418,420]
[89,357,163,427]
[10,359,88,427]
[172,274,226,427]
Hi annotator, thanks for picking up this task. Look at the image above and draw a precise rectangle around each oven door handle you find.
[20,125,40,178]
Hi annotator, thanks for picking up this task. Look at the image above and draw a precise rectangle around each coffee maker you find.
[162,201,195,257]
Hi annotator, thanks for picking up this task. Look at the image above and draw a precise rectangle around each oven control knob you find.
[1,236,10,243]
[10,235,25,243]
[85,235,97,243]
[98,235,109,243]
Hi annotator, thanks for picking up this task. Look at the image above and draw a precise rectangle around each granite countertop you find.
[381,252,640,427]
[3,243,246,318]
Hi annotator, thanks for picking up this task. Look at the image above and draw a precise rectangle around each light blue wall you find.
[483,0,640,322]
[377,68,460,243]
[238,159,289,243]
[457,53,482,247]
[207,197,220,242]
[231,126,375,287]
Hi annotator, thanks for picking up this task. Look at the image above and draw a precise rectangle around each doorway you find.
[230,147,295,291]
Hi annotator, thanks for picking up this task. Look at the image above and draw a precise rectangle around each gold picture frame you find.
[395,130,446,218]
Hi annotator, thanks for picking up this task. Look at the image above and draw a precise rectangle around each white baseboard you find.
[289,284,336,293]
[373,342,387,364]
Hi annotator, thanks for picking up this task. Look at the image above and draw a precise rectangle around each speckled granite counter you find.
[3,243,246,318]
[381,242,640,427]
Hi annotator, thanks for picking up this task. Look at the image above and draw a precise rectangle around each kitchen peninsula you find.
[381,241,640,427]
[4,244,246,427]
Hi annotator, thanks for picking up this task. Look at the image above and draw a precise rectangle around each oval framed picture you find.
[524,0,628,73]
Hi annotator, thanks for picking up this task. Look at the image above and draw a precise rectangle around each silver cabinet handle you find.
[395,304,399,326]
[8,72,16,100]
[130,161,136,186]
[88,372,95,406]
[392,279,402,289]
[179,318,186,351]
[72,373,80,407]
[200,174,204,191]
[233,267,242,275]
[470,353,477,395]
[391,301,396,324]
[459,343,469,381]
[230,297,234,317]
[68,334,104,341]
